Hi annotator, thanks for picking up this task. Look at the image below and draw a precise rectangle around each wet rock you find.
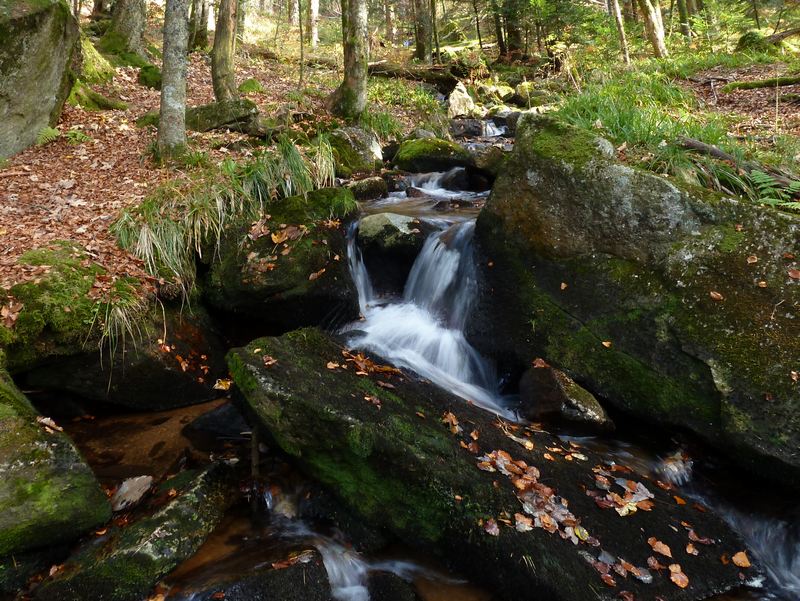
[203,188,359,333]
[1,546,68,596]
[450,118,484,138]
[348,176,388,201]
[405,186,427,198]
[0,353,110,560]
[447,82,482,119]
[34,463,236,601]
[472,114,800,483]
[518,363,613,432]
[168,552,332,601]
[394,138,474,173]
[227,327,750,601]
[368,572,421,601]
[183,401,250,450]
[329,127,383,178]
[357,213,429,294]
[23,301,226,410]
[470,145,507,179]
[0,0,80,159]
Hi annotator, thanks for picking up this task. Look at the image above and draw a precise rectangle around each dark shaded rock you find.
[0,352,110,558]
[470,144,508,178]
[328,127,383,178]
[348,176,388,201]
[227,327,749,601]
[394,138,474,173]
[368,572,421,601]
[472,114,800,483]
[34,463,236,601]
[183,401,251,450]
[405,186,427,198]
[1,546,68,596]
[450,119,484,138]
[185,98,259,133]
[203,188,359,333]
[23,302,226,410]
[0,0,80,158]
[518,363,613,432]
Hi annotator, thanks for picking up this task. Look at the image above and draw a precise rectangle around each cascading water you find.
[346,208,512,417]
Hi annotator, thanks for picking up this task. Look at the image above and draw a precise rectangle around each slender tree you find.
[327,0,368,119]
[637,0,668,57]
[489,0,506,55]
[308,0,319,47]
[384,0,396,44]
[212,0,238,101]
[414,0,433,62]
[471,0,483,49]
[195,0,209,47]
[430,0,440,62]
[158,0,190,156]
[609,0,631,64]
[676,0,691,39]
[289,0,299,25]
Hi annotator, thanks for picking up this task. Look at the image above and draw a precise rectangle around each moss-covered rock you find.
[79,33,115,83]
[237,77,264,94]
[0,0,80,158]
[393,138,474,173]
[0,351,110,559]
[472,114,800,482]
[34,463,235,601]
[137,63,161,89]
[227,327,748,601]
[347,175,388,201]
[328,127,383,178]
[68,81,127,110]
[202,188,359,332]
[186,98,259,133]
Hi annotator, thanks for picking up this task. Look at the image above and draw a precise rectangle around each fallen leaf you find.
[602,341,613,348]
[709,291,724,301]
[673,495,686,505]
[213,378,232,391]
[686,543,699,556]
[326,361,340,369]
[532,357,549,368]
[757,280,768,288]
[669,564,689,588]
[732,551,751,568]
[308,268,326,281]
[746,255,758,264]
[789,269,800,280]
[560,282,568,290]
[648,537,673,558]
[484,518,500,536]
[442,411,462,434]
[601,573,617,587]
[263,355,278,367]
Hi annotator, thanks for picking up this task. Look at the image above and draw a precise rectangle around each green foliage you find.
[360,109,402,142]
[36,127,60,146]
[747,170,800,211]
[112,136,337,293]
[137,65,162,90]
[238,78,265,94]
[64,129,92,144]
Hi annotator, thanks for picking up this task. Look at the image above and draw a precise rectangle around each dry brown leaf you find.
[709,291,724,301]
[648,537,673,558]
[732,551,751,568]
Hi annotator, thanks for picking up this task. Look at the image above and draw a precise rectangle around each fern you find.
[748,170,800,211]
[65,129,92,144]
[36,126,60,145]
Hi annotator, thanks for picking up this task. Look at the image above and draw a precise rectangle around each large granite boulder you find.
[0,0,79,158]
[0,352,110,560]
[393,138,474,173]
[202,188,359,332]
[328,127,383,178]
[472,115,800,483]
[227,327,750,601]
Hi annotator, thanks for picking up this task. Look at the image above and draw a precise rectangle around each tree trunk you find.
[188,0,200,48]
[326,0,368,119]
[413,0,432,63]
[92,0,107,16]
[504,0,523,53]
[471,0,482,49]
[212,0,238,101]
[237,0,247,43]
[289,0,299,25]
[637,0,668,57]
[609,0,631,65]
[308,0,319,47]
[298,0,305,85]
[490,0,505,55]
[158,0,190,156]
[195,0,209,47]
[676,0,691,38]
[383,0,395,43]
[750,0,760,29]
[105,0,147,58]
[430,0,440,62]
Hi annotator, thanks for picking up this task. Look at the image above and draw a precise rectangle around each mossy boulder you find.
[34,463,235,601]
[202,188,359,332]
[393,138,474,173]
[512,81,553,107]
[68,81,127,110]
[137,63,161,89]
[186,98,259,133]
[347,175,388,201]
[472,114,800,482]
[0,352,110,559]
[22,301,226,410]
[227,327,748,601]
[79,33,115,83]
[237,77,264,94]
[328,127,383,178]
[0,0,80,158]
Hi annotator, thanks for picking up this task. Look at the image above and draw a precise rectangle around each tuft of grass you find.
[360,109,403,142]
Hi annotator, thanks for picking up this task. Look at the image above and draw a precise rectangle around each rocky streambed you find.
[1,115,799,601]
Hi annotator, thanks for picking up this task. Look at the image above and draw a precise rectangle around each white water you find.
[346,210,512,417]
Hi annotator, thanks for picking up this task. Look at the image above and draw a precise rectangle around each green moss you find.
[135,110,159,128]
[97,31,149,68]
[137,64,161,90]
[711,224,746,253]
[521,117,605,168]
[393,138,473,172]
[68,81,127,111]
[237,77,264,94]
[79,34,114,83]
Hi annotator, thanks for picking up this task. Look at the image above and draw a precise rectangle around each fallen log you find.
[228,327,752,601]
[721,75,800,92]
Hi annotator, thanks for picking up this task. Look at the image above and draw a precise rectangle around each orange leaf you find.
[709,291,724,301]
[732,551,751,568]
[669,565,689,588]
[648,537,673,558]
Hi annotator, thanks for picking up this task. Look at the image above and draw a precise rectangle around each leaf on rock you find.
[442,411,463,435]
[709,291,724,301]
[732,551,751,568]
[308,268,326,281]
[648,537,673,558]
[686,543,699,556]
[669,564,689,588]
[484,518,500,536]
[213,378,232,391]
[788,269,800,280]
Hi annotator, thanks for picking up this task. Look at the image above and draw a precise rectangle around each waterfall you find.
[346,219,513,418]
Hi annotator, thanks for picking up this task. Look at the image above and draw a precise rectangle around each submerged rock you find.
[518,362,613,432]
[328,127,383,178]
[393,138,474,173]
[227,327,749,601]
[35,463,235,601]
[0,353,110,559]
[0,0,80,158]
[473,114,800,483]
[203,188,359,332]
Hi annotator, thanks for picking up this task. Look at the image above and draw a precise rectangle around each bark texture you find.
[308,0,319,47]
[158,0,190,155]
[212,0,238,101]
[637,0,668,57]
[413,0,432,62]
[327,0,368,119]
[105,0,147,57]
[609,0,631,64]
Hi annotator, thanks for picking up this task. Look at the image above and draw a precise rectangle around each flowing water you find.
[343,167,800,601]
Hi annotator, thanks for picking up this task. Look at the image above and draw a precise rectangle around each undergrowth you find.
[112,135,337,295]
